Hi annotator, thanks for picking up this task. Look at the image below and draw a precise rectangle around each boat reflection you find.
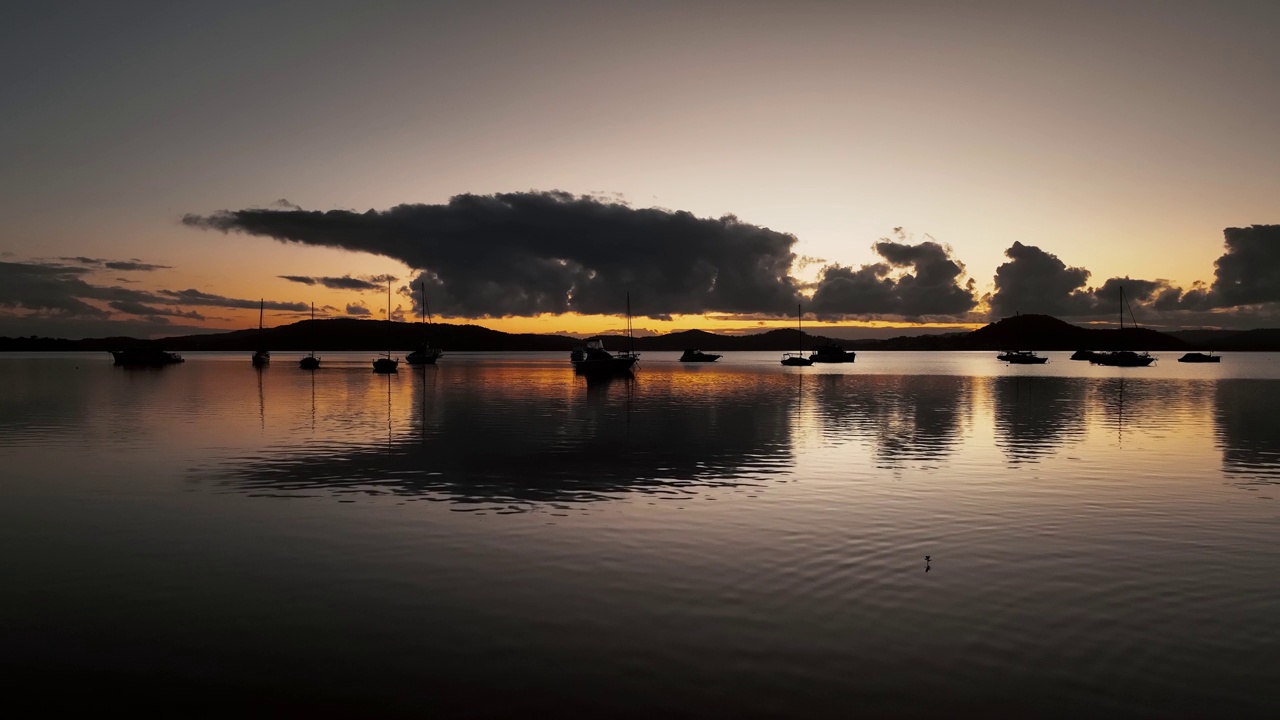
[810,374,973,466]
[1214,380,1280,486]
[209,366,799,506]
[991,376,1087,464]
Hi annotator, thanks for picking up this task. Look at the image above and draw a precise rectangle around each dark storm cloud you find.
[346,302,371,316]
[277,274,383,291]
[1208,225,1280,306]
[808,238,977,318]
[183,191,802,318]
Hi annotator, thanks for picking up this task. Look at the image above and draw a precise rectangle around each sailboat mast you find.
[310,301,315,356]
[387,279,392,358]
[797,303,802,353]
[627,292,635,354]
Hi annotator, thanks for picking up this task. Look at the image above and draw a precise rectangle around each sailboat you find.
[251,298,269,366]
[781,303,814,366]
[406,282,443,366]
[571,293,639,374]
[1090,286,1155,367]
[299,302,320,370]
[372,279,399,373]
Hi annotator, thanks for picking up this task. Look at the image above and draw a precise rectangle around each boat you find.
[997,349,1048,364]
[109,347,184,366]
[781,303,814,367]
[1070,349,1099,361]
[405,282,443,366]
[372,279,399,373]
[679,349,721,363]
[299,302,320,370]
[809,342,856,363]
[572,294,639,375]
[251,298,269,366]
[1178,352,1221,363]
[1090,286,1155,367]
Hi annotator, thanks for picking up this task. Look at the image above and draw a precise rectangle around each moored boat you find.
[573,294,639,375]
[109,348,184,366]
[299,302,320,370]
[781,304,814,367]
[251,298,269,366]
[1091,350,1155,367]
[1090,286,1155,367]
[997,349,1048,364]
[679,349,721,363]
[809,343,856,363]
[572,339,639,374]
[1070,349,1099,361]
[1178,352,1220,363]
[405,282,443,366]
[372,279,398,373]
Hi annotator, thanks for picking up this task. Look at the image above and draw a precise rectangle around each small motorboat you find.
[1090,350,1155,367]
[109,348,184,366]
[1177,352,1220,363]
[1070,349,1099,361]
[809,343,856,363]
[679,349,721,363]
[997,350,1048,364]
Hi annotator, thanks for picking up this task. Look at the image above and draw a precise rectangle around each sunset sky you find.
[3,0,1279,338]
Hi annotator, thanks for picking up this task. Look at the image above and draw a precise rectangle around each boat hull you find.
[1090,352,1155,367]
[406,348,443,365]
[109,349,184,366]
[781,355,814,367]
[1178,353,1220,363]
[299,356,320,370]
[372,358,399,373]
[573,357,638,375]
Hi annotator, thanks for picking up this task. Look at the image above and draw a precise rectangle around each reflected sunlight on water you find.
[1,351,1278,715]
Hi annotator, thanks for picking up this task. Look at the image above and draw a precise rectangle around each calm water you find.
[2,351,1278,716]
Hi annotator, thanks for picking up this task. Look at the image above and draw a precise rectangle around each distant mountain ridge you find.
[3,313,1280,352]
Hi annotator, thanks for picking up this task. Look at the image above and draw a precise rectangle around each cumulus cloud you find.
[346,302,371,316]
[1208,225,1280,307]
[183,190,802,318]
[808,235,977,319]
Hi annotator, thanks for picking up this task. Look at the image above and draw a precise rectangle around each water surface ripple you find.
[1,351,1277,716]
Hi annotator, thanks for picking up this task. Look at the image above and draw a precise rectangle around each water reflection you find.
[991,376,1087,464]
[1214,380,1280,486]
[810,375,973,467]
[210,366,799,506]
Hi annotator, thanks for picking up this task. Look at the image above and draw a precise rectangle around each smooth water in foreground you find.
[2,351,1278,716]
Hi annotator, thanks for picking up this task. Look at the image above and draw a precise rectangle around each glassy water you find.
[2,351,1278,716]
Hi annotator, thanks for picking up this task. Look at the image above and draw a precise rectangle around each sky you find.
[2,0,1279,339]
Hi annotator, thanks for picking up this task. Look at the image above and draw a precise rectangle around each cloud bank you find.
[184,191,804,319]
[0,260,304,337]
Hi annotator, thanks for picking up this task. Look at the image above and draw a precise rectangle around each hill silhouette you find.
[3,313,1279,352]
